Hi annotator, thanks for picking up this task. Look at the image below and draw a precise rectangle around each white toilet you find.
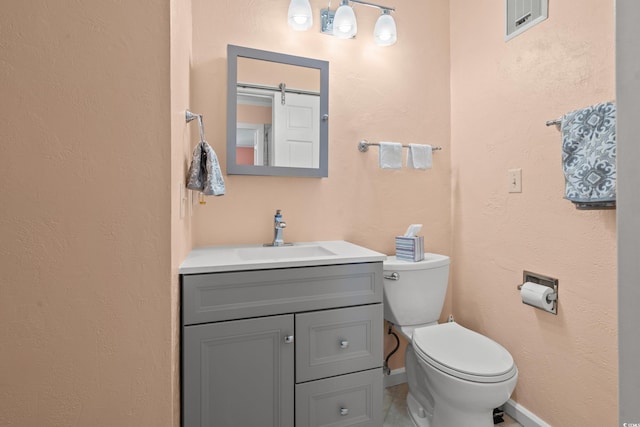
[383,254,518,427]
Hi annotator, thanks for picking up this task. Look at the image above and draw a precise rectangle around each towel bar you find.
[358,140,443,152]
[546,118,561,130]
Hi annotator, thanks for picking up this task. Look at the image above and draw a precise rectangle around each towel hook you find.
[185,110,199,123]
[186,110,206,142]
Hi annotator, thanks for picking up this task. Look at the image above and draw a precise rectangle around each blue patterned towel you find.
[186,140,225,196]
[561,101,616,209]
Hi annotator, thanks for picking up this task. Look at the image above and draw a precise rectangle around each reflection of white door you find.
[272,93,320,168]
[237,123,264,165]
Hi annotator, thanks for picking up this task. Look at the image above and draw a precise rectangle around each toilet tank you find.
[382,253,450,328]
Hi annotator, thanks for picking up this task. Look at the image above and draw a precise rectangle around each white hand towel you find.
[379,142,403,169]
[407,144,432,170]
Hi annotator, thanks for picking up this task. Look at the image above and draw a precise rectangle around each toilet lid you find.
[383,253,450,271]
[413,322,517,383]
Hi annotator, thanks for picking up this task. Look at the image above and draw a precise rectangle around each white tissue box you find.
[395,236,424,262]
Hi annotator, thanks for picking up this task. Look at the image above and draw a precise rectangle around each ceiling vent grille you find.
[505,0,548,41]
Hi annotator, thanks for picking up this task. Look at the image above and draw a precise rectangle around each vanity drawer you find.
[182,263,382,325]
[296,304,383,382]
[295,369,383,427]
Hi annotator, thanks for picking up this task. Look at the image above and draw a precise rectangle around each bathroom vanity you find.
[180,241,386,427]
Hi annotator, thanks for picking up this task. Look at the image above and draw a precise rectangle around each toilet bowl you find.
[412,322,518,427]
[382,254,518,427]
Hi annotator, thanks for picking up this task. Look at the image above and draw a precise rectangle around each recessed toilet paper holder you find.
[517,271,559,314]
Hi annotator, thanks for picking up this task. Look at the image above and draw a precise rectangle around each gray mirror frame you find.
[227,45,329,177]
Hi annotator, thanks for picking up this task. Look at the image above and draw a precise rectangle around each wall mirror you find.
[227,45,329,177]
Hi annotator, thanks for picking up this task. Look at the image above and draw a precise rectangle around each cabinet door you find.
[183,315,294,427]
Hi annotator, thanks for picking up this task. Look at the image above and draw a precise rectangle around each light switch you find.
[508,168,522,193]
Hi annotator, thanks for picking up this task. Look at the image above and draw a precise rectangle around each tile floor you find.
[383,383,522,427]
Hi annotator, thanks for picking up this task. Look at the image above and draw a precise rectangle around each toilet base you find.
[406,391,432,427]
[407,388,505,427]
[430,399,497,427]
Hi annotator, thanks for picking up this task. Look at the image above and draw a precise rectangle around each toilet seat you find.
[413,322,517,383]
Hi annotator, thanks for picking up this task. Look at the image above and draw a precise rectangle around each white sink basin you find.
[179,240,387,274]
[236,244,336,261]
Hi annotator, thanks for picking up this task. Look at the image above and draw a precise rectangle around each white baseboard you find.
[503,399,551,427]
[384,367,407,388]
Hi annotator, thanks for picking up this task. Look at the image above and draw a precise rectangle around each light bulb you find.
[374,11,397,46]
[288,0,313,31]
[333,3,357,39]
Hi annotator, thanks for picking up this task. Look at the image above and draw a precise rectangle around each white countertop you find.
[179,240,387,274]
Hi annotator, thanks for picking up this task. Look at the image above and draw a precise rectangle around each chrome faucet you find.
[272,210,287,246]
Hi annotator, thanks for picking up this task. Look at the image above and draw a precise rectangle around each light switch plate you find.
[508,168,522,193]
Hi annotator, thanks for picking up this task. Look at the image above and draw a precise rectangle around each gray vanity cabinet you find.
[181,262,384,427]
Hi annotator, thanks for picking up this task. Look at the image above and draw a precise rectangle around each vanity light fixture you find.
[373,9,397,46]
[288,0,313,31]
[332,0,358,38]
[288,0,397,46]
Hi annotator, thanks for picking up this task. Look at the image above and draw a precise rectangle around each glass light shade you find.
[374,12,397,46]
[288,0,313,31]
[332,4,357,39]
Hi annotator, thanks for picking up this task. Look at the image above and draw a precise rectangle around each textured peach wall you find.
[238,57,320,91]
[189,0,454,356]
[238,104,272,124]
[1,1,618,425]
[191,0,452,371]
[0,1,175,426]
[450,1,617,426]
[170,0,193,426]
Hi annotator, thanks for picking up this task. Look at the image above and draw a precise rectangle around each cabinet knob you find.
[340,407,349,416]
[339,340,349,349]
[284,335,294,344]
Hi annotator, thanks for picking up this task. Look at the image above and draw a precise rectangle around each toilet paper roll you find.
[520,282,555,312]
